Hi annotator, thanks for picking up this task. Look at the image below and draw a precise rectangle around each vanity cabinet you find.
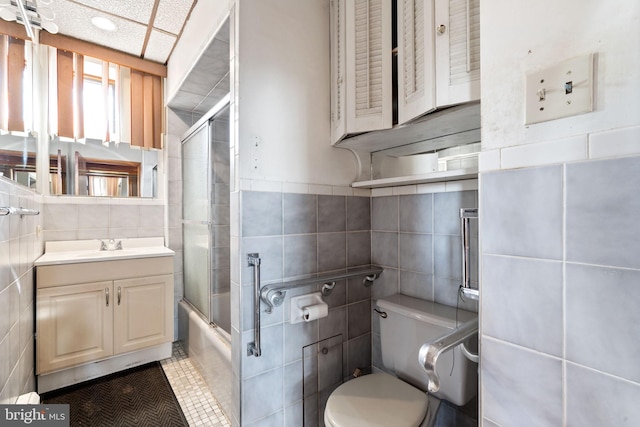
[330,0,481,143]
[36,256,174,377]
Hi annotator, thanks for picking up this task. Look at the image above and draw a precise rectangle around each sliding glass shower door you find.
[182,103,231,333]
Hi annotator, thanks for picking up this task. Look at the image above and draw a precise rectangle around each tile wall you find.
[481,155,640,426]
[369,190,478,372]
[235,191,373,426]
[0,178,43,403]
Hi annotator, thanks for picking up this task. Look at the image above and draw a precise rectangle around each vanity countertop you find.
[35,237,174,266]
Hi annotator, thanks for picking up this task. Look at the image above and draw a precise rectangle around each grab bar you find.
[460,208,479,300]
[247,253,262,357]
[0,206,40,217]
[260,265,383,314]
[418,317,479,393]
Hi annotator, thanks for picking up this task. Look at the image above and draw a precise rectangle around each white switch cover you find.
[525,54,594,125]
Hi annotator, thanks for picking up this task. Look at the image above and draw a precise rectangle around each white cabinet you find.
[113,275,173,355]
[37,281,114,374]
[36,256,174,377]
[398,0,481,124]
[331,0,481,142]
[331,0,393,144]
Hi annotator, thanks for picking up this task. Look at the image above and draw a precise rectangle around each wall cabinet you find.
[36,256,174,378]
[330,0,393,144]
[331,0,481,145]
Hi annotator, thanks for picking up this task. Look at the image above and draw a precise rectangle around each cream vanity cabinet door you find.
[113,274,173,355]
[398,0,480,124]
[434,0,480,107]
[331,0,393,144]
[37,281,114,374]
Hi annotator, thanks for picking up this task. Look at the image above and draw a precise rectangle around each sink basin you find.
[35,237,174,266]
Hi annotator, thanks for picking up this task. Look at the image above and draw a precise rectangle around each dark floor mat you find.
[41,362,188,427]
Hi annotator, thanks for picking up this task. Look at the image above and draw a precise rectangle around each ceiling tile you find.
[70,0,156,24]
[154,0,195,35]
[51,1,147,56]
[144,30,177,64]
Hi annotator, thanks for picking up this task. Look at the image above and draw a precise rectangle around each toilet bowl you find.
[324,372,429,427]
[324,294,478,427]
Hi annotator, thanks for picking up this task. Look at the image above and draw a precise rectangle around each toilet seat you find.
[324,372,429,427]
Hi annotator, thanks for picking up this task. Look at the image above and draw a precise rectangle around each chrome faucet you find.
[100,240,108,251]
[99,239,123,251]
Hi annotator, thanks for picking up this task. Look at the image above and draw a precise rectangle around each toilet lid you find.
[324,373,429,427]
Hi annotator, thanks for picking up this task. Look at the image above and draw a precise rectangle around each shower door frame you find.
[181,94,230,325]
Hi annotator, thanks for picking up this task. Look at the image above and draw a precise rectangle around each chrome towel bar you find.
[0,206,40,217]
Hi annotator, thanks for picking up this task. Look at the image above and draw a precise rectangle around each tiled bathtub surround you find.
[481,156,640,426]
[0,178,43,403]
[236,191,371,426]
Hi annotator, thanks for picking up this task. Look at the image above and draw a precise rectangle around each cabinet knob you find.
[436,24,446,35]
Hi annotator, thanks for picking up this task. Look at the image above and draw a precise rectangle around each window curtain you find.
[130,70,162,149]
[0,35,25,132]
[49,48,85,140]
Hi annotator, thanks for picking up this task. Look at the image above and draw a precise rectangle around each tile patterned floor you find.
[161,343,231,427]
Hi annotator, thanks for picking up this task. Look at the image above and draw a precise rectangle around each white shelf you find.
[352,167,478,189]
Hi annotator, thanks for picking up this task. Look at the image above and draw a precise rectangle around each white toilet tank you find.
[377,294,478,406]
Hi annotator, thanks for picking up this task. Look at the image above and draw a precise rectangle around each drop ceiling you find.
[46,0,197,64]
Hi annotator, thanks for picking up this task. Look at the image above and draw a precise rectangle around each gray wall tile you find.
[284,321,318,365]
[566,264,640,382]
[318,195,346,233]
[241,324,284,379]
[566,362,640,427]
[566,156,640,269]
[241,237,283,285]
[372,196,398,231]
[319,307,347,342]
[347,277,371,304]
[347,231,371,267]
[241,368,284,424]
[346,196,370,231]
[399,270,433,301]
[347,300,371,339]
[283,193,317,235]
[399,233,433,273]
[347,334,371,374]
[317,233,346,272]
[482,255,563,356]
[434,234,462,280]
[434,191,477,235]
[242,191,282,237]
[399,194,433,233]
[482,338,562,427]
[371,268,399,300]
[481,166,563,260]
[284,235,317,278]
[371,232,398,268]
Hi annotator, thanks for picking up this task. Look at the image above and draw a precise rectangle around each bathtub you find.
[178,299,232,419]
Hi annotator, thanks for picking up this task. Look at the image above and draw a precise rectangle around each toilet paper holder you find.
[290,292,328,324]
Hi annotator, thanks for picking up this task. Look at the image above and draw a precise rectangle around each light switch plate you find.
[525,54,595,125]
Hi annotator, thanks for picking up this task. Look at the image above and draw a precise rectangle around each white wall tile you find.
[478,150,500,172]
[482,338,562,427]
[501,135,587,170]
[589,125,640,159]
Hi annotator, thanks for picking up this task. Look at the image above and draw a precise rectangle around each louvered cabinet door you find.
[331,0,348,144]
[434,0,481,107]
[345,0,393,135]
[397,0,436,124]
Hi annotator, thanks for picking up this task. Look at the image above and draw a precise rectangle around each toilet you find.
[324,294,478,427]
